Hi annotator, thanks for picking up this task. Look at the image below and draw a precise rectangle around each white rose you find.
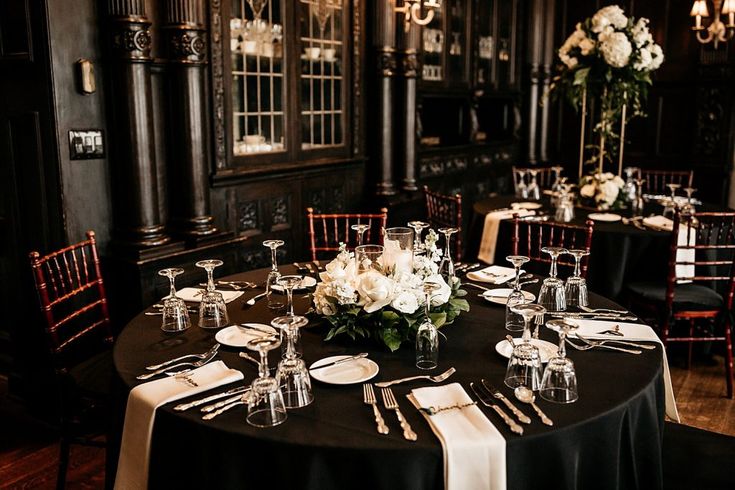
[358,271,395,313]
[592,5,628,33]
[600,180,620,205]
[425,274,451,306]
[580,184,595,198]
[579,38,595,56]
[649,43,664,70]
[391,291,419,314]
[612,176,625,187]
[599,32,632,68]
[632,18,653,47]
[634,47,652,71]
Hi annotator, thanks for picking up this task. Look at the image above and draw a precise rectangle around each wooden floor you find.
[1,354,734,489]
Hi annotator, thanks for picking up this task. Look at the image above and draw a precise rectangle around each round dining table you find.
[112,265,666,490]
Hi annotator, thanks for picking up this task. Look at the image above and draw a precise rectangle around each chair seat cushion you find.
[626,282,724,310]
[66,348,113,398]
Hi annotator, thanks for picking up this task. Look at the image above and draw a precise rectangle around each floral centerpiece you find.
[311,231,469,352]
[579,172,626,210]
[552,5,664,173]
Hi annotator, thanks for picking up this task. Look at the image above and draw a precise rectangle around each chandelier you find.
[690,0,735,48]
[394,0,441,32]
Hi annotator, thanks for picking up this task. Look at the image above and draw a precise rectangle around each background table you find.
[112,266,666,490]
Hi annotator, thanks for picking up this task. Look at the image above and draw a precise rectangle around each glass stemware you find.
[263,239,285,310]
[355,245,384,275]
[663,183,681,219]
[622,167,638,203]
[550,167,564,207]
[505,255,530,332]
[538,247,568,311]
[158,268,191,333]
[540,319,579,403]
[681,187,697,217]
[246,330,287,427]
[274,315,313,409]
[277,275,304,358]
[505,303,546,390]
[554,182,574,223]
[527,169,541,200]
[515,169,528,199]
[564,250,590,308]
[351,223,370,246]
[632,178,645,216]
[408,221,429,257]
[437,227,458,283]
[416,282,442,370]
[195,259,229,329]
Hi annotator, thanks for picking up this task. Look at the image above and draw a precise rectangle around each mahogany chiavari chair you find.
[307,207,389,261]
[638,169,694,195]
[423,186,463,262]
[511,216,595,278]
[511,166,558,193]
[627,211,735,398]
[29,230,113,489]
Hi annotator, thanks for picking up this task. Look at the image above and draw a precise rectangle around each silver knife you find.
[201,393,247,413]
[173,386,248,412]
[202,398,246,420]
[469,382,523,435]
[481,379,531,424]
[309,353,369,371]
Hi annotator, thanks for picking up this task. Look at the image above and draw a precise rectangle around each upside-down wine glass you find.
[416,282,442,370]
[540,319,579,403]
[564,250,590,308]
[538,247,568,311]
[351,223,370,246]
[277,275,304,358]
[681,187,697,218]
[663,183,681,219]
[274,315,313,408]
[505,255,530,332]
[196,259,229,329]
[408,221,430,257]
[550,166,564,207]
[158,268,191,333]
[246,329,287,427]
[437,227,458,283]
[527,169,541,200]
[516,169,528,199]
[263,240,285,310]
[505,303,546,390]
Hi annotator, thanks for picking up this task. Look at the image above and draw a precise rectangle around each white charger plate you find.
[271,276,317,292]
[215,323,277,348]
[481,288,535,305]
[309,355,379,385]
[511,202,543,210]
[587,212,622,222]
[495,338,558,363]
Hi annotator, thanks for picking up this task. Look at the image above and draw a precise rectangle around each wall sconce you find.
[395,0,441,32]
[690,0,735,48]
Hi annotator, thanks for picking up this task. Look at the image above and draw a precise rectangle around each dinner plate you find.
[481,288,535,305]
[495,338,558,363]
[587,213,622,222]
[308,355,379,385]
[511,202,543,210]
[215,324,277,348]
[271,276,317,292]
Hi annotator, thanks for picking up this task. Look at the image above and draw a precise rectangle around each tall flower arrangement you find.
[553,5,664,172]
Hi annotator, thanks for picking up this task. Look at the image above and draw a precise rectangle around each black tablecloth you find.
[112,266,666,490]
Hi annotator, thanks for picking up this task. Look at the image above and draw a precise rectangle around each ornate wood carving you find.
[352,0,361,155]
[237,201,260,232]
[696,87,725,157]
[401,49,419,78]
[377,47,398,77]
[209,0,226,170]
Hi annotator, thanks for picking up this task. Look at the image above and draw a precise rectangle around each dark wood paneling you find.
[0,0,32,60]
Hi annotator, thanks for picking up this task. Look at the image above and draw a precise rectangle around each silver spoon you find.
[514,386,553,426]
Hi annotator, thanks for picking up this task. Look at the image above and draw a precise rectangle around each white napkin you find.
[467,265,517,284]
[478,209,534,265]
[642,216,695,283]
[176,287,244,304]
[408,383,506,490]
[566,319,680,422]
[114,361,244,490]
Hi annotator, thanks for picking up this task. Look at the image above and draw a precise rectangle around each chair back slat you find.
[638,169,694,195]
[423,186,463,261]
[512,217,595,277]
[29,230,113,370]
[306,208,389,261]
[512,166,559,192]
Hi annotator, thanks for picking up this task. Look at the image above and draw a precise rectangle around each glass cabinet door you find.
[420,2,444,82]
[299,0,345,150]
[475,0,494,86]
[447,0,467,85]
[230,0,286,155]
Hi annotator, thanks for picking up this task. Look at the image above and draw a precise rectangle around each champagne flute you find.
[351,223,370,246]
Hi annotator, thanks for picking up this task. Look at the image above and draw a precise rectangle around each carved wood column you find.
[526,0,544,164]
[539,0,555,163]
[163,0,216,237]
[106,0,169,247]
[399,25,420,192]
[375,1,397,196]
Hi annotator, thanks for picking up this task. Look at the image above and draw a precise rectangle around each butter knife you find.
[174,386,248,411]
[309,353,369,371]
[481,380,531,424]
[469,382,523,435]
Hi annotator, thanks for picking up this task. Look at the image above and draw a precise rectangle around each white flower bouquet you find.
[312,231,469,352]
[579,172,626,210]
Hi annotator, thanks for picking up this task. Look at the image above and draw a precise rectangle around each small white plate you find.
[215,324,277,348]
[587,213,622,222]
[511,202,543,210]
[271,276,317,292]
[309,355,379,385]
[177,288,244,304]
[495,338,558,363]
[481,288,535,305]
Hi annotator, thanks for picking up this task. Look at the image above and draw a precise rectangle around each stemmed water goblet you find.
[245,330,288,427]
[663,183,681,219]
[437,227,458,283]
[564,250,589,308]
[505,255,530,332]
[538,247,568,311]
[504,303,546,390]
[195,259,229,329]
[515,169,528,199]
[408,221,429,256]
[681,187,697,218]
[622,167,638,203]
[540,319,579,403]
[263,239,285,310]
[351,223,370,246]
[416,282,442,370]
[158,268,191,333]
[277,275,304,358]
[274,315,313,408]
[550,166,564,206]
[527,169,541,200]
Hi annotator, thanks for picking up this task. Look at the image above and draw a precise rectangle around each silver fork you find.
[137,351,217,380]
[579,305,629,314]
[374,367,456,388]
[381,388,417,441]
[363,384,389,435]
[565,338,642,354]
[146,344,220,371]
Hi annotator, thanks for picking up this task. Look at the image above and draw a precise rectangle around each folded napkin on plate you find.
[642,216,695,283]
[408,383,506,490]
[467,265,517,285]
[567,319,680,422]
[176,287,244,303]
[478,209,534,265]
[115,361,244,490]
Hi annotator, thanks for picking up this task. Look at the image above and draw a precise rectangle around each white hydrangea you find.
[633,47,652,71]
[599,31,632,67]
[579,37,596,56]
[632,17,653,47]
[649,43,664,70]
[591,5,628,33]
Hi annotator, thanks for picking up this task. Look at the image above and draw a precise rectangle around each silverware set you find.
[198,280,258,290]
[145,304,198,316]
[375,367,456,388]
[361,384,417,440]
[137,345,219,380]
[469,382,524,435]
[362,383,389,434]
[468,379,556,435]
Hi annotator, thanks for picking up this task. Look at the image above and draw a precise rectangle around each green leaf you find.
[449,298,470,312]
[429,312,447,328]
[382,328,403,352]
[573,67,590,86]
